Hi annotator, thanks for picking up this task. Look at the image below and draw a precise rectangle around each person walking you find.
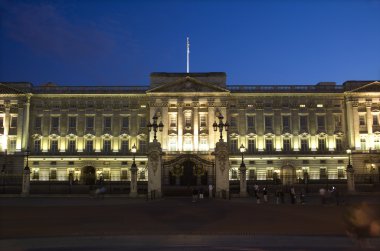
[263,187,268,203]
[192,187,198,202]
[208,184,213,199]
[319,187,326,204]
[275,189,280,204]
[199,187,204,200]
[290,186,296,204]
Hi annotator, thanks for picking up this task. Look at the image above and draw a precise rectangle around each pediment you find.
[147,77,229,93]
[0,83,26,95]
[348,81,380,93]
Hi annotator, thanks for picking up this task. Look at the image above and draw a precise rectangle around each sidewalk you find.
[1,235,380,250]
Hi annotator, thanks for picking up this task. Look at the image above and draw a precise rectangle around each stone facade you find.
[1,74,380,189]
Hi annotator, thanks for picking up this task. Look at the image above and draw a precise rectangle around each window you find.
[121,140,129,153]
[32,168,39,180]
[317,115,325,131]
[301,139,309,152]
[51,117,59,130]
[170,115,177,127]
[373,114,379,126]
[265,138,273,152]
[283,139,291,152]
[86,117,94,130]
[121,169,128,180]
[10,116,17,128]
[248,169,256,180]
[248,139,256,153]
[139,170,146,180]
[230,116,237,127]
[200,115,207,127]
[121,117,129,129]
[266,168,274,179]
[9,139,16,153]
[139,116,146,128]
[334,115,342,128]
[359,115,366,126]
[85,140,93,153]
[317,104,323,108]
[336,138,343,152]
[34,139,41,153]
[68,116,76,130]
[199,138,208,151]
[103,170,110,180]
[103,140,111,153]
[104,117,112,130]
[229,139,238,153]
[282,116,290,130]
[184,137,192,151]
[375,138,380,150]
[231,169,238,179]
[320,167,327,179]
[139,139,147,153]
[185,114,191,127]
[300,116,308,131]
[50,140,58,153]
[0,117,3,129]
[318,138,326,152]
[68,140,76,153]
[50,169,57,180]
[35,117,42,130]
[264,116,273,130]
[337,167,345,179]
[247,116,255,129]
[360,138,366,150]
[169,137,177,151]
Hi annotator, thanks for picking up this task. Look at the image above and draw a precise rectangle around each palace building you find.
[1,72,380,193]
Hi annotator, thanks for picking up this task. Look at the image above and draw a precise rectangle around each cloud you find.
[1,1,115,61]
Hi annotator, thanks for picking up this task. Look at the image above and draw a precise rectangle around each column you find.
[16,106,24,152]
[215,141,229,199]
[177,106,183,151]
[161,106,169,151]
[22,97,31,150]
[193,106,199,151]
[208,106,215,150]
[346,99,354,148]
[352,103,360,150]
[3,104,10,150]
[256,108,264,151]
[366,104,374,149]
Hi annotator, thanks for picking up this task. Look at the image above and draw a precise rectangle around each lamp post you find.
[346,149,355,193]
[239,144,247,197]
[130,144,138,197]
[212,114,229,142]
[22,148,31,196]
[147,115,164,142]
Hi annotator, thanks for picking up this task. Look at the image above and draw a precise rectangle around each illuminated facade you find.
[1,73,379,186]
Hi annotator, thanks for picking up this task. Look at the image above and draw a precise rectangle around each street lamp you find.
[24,148,30,171]
[239,144,247,196]
[131,143,137,171]
[346,149,353,171]
[147,115,164,141]
[212,114,229,142]
[130,143,138,197]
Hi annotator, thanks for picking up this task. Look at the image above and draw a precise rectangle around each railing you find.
[33,85,149,94]
[227,85,344,93]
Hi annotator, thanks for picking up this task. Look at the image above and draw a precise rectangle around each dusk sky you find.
[0,0,379,86]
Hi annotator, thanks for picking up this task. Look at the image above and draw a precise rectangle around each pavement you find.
[0,195,380,250]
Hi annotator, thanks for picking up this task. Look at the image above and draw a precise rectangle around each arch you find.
[281,165,296,185]
[82,166,96,185]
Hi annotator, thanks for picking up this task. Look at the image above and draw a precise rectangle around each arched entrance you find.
[82,166,96,185]
[281,165,296,185]
[180,160,197,186]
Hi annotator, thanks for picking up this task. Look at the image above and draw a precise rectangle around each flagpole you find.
[187,37,190,73]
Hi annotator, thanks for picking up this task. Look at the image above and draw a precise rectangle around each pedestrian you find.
[192,187,198,202]
[290,186,296,204]
[253,183,259,202]
[319,187,326,204]
[300,189,306,205]
[199,187,204,199]
[275,189,280,204]
[208,184,213,199]
[263,187,268,203]
[280,189,285,204]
